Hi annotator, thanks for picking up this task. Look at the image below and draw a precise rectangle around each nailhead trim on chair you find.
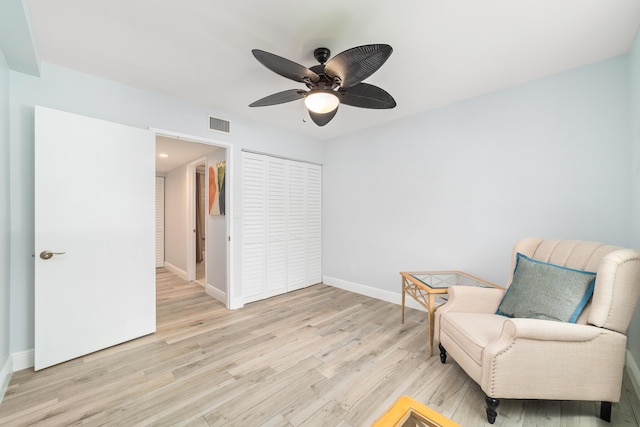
[489,338,517,396]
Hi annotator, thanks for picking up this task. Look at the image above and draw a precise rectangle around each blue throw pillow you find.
[496,253,596,323]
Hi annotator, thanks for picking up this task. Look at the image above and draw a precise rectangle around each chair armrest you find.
[434,286,506,343]
[440,286,506,314]
[497,318,601,342]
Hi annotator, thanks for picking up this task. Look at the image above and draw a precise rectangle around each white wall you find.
[8,62,324,354]
[323,55,631,293]
[627,28,640,385]
[164,163,189,275]
[207,151,227,294]
[0,48,12,389]
[323,51,640,386]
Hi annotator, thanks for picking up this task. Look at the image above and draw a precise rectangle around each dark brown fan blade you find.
[308,106,338,126]
[252,49,320,83]
[249,89,306,107]
[337,83,396,109]
[324,44,392,88]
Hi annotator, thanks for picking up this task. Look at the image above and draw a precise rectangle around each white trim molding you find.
[12,349,34,371]
[0,349,35,405]
[227,297,244,311]
[150,127,234,311]
[0,354,12,405]
[322,276,426,312]
[205,284,226,305]
[163,261,188,281]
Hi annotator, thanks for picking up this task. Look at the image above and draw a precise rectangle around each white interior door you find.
[34,106,156,370]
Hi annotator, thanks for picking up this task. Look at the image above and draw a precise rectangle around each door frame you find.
[186,156,207,282]
[152,128,233,309]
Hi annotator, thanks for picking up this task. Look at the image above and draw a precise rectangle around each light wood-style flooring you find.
[1,269,639,426]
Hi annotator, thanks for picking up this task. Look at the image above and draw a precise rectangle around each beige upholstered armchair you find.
[435,238,640,424]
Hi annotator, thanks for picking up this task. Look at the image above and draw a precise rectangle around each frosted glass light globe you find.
[304,90,339,114]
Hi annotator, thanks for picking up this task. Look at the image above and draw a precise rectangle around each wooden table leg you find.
[427,292,435,357]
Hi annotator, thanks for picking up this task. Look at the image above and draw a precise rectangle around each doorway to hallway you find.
[155,131,232,309]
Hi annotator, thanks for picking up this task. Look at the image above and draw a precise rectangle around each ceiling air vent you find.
[209,116,231,134]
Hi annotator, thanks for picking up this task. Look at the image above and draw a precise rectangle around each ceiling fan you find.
[249,44,396,126]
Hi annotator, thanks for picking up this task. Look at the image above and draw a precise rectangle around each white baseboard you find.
[205,284,226,304]
[12,349,34,371]
[322,276,426,312]
[627,350,640,403]
[0,354,12,405]
[204,284,243,310]
[0,349,35,405]
[163,261,188,280]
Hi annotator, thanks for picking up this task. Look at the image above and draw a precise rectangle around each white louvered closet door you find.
[266,157,287,297]
[286,161,306,291]
[241,152,322,303]
[155,177,165,268]
[241,153,266,302]
[306,164,322,286]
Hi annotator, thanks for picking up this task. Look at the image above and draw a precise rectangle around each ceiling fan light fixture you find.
[250,44,395,126]
[304,90,339,114]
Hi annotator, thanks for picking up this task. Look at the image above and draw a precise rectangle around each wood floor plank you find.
[204,356,325,425]
[343,353,433,426]
[298,400,348,427]
[0,269,637,426]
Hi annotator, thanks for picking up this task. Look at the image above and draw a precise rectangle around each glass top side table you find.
[400,271,500,356]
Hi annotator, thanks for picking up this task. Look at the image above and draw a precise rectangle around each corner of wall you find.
[626,26,640,400]
[0,42,12,407]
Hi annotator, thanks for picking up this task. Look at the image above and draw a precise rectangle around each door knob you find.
[40,250,66,260]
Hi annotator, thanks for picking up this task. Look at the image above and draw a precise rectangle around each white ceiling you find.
[25,0,640,140]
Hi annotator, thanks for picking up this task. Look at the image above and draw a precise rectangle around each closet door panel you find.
[306,164,322,286]
[286,161,307,291]
[265,157,287,296]
[241,153,266,302]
